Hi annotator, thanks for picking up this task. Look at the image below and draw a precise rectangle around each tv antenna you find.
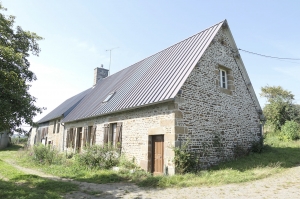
[106,47,119,75]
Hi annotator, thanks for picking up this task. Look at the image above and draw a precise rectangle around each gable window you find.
[219,69,227,89]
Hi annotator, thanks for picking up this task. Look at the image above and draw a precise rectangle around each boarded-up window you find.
[103,123,122,147]
[66,128,76,149]
[115,122,122,148]
[91,126,96,145]
[57,119,60,133]
[83,127,88,147]
[53,120,56,133]
[103,124,109,144]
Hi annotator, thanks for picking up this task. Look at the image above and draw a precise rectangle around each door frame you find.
[151,135,164,175]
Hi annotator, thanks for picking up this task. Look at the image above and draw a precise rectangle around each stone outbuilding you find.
[30,20,264,175]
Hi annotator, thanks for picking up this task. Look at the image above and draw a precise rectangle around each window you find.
[219,69,227,89]
[57,119,60,133]
[108,123,117,144]
[103,122,122,147]
[53,120,56,133]
[103,92,115,103]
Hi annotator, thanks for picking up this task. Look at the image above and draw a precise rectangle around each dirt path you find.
[4,159,300,199]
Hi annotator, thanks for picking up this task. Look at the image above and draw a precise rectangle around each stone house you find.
[30,88,91,150]
[30,20,264,175]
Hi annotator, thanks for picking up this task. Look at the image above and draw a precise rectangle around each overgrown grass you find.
[0,146,78,199]
[139,134,300,187]
[2,134,300,189]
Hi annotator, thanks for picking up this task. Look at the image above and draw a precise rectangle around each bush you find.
[77,144,120,169]
[32,144,63,165]
[251,137,264,153]
[173,142,197,174]
[279,121,300,141]
[118,155,137,169]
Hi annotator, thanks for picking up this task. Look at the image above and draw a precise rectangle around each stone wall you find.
[65,102,176,174]
[29,119,64,150]
[174,27,261,168]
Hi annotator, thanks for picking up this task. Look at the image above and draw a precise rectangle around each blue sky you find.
[2,0,300,123]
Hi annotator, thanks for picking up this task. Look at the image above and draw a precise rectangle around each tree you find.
[0,3,43,134]
[260,86,300,131]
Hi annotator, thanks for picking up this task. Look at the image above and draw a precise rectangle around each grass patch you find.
[2,135,300,189]
[138,135,300,187]
[0,157,78,199]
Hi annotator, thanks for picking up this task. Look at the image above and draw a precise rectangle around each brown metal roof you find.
[62,20,225,123]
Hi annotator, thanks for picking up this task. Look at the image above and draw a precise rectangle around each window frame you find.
[103,92,115,103]
[219,69,228,89]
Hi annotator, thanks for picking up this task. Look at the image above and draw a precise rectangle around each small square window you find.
[219,69,227,89]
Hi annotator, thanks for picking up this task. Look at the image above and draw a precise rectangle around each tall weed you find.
[77,144,120,169]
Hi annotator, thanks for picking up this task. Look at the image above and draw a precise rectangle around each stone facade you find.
[30,118,64,150]
[174,27,261,168]
[29,24,262,174]
[64,102,177,175]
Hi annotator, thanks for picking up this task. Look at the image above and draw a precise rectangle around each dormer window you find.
[103,92,115,103]
[219,69,227,89]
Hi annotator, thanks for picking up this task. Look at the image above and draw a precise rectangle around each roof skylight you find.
[103,92,115,102]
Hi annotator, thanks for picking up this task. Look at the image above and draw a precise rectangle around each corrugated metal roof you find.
[63,20,225,123]
[38,88,92,123]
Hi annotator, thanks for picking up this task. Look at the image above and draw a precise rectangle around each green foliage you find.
[76,144,120,169]
[0,159,78,199]
[32,144,63,165]
[251,137,264,153]
[279,121,300,141]
[233,144,249,158]
[11,136,28,144]
[173,142,197,174]
[260,85,300,131]
[118,155,137,169]
[0,3,44,134]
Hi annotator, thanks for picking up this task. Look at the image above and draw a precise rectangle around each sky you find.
[1,0,300,126]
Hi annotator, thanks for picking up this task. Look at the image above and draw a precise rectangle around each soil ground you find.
[4,159,300,199]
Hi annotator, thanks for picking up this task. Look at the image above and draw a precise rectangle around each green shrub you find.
[251,137,264,153]
[32,144,63,165]
[173,142,197,174]
[279,121,300,141]
[77,144,120,169]
[118,155,137,169]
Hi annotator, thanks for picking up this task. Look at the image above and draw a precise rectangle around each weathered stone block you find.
[148,127,165,135]
[160,119,175,127]
[173,110,183,118]
[175,126,188,134]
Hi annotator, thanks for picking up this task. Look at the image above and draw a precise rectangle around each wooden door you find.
[152,135,164,175]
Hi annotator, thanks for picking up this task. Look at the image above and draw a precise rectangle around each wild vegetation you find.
[0,3,44,135]
[1,132,299,190]
[261,85,300,132]
[0,146,78,199]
